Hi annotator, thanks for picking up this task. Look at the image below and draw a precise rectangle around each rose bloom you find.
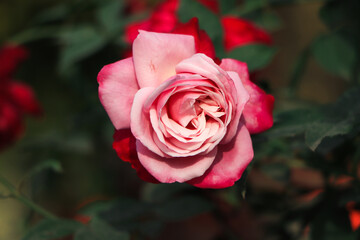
[98,20,273,188]
[0,45,41,150]
[125,0,272,51]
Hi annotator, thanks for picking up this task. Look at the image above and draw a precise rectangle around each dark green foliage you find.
[179,0,225,57]
[22,219,83,240]
[228,44,277,71]
[265,88,360,151]
[312,34,356,80]
[74,218,130,240]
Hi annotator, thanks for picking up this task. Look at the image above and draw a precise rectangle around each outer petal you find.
[136,140,217,183]
[132,31,196,88]
[113,129,159,183]
[220,59,274,134]
[8,82,42,116]
[187,123,253,188]
[221,71,249,143]
[221,17,272,52]
[130,87,166,157]
[98,58,139,130]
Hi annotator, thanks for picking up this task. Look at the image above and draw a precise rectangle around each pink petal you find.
[132,31,196,88]
[130,87,166,157]
[220,59,274,134]
[221,71,249,143]
[167,91,201,127]
[187,123,253,188]
[176,54,236,96]
[136,140,217,183]
[98,58,139,130]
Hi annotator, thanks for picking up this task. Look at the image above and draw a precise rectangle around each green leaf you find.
[228,44,276,72]
[22,219,82,240]
[263,108,321,138]
[312,34,356,80]
[59,26,107,72]
[219,0,237,15]
[155,196,213,221]
[179,0,222,40]
[237,0,268,16]
[10,27,61,44]
[304,87,360,150]
[178,0,224,56]
[98,198,149,223]
[28,159,63,176]
[305,119,353,151]
[141,183,192,203]
[288,47,311,95]
[33,4,69,23]
[96,0,124,35]
[250,11,282,31]
[228,44,276,71]
[264,87,360,151]
[74,218,129,240]
[79,200,118,217]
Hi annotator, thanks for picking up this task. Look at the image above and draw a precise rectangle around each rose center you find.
[167,91,225,131]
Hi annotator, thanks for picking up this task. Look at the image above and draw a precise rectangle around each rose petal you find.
[221,17,272,52]
[130,87,166,157]
[188,123,253,188]
[221,71,249,143]
[98,57,139,130]
[175,54,237,100]
[167,91,200,127]
[136,140,217,183]
[113,129,159,183]
[220,59,274,134]
[133,31,196,88]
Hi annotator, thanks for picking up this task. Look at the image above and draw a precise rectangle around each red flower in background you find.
[125,0,179,43]
[125,0,272,51]
[221,17,272,51]
[0,45,41,150]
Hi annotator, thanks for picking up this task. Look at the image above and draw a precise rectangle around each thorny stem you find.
[0,173,58,220]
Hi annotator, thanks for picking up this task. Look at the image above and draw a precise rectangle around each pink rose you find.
[98,25,273,188]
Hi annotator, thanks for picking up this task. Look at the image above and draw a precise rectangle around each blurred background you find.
[0,0,359,239]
